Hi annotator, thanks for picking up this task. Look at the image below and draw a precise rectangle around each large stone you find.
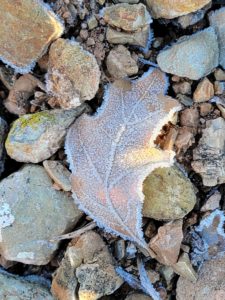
[209,8,225,69]
[5,105,87,163]
[0,118,8,175]
[176,256,225,300]
[157,27,219,80]
[47,39,101,109]
[143,167,196,221]
[0,271,53,299]
[103,3,152,31]
[192,117,225,186]
[0,165,82,265]
[52,231,123,300]
[0,0,64,73]
[146,0,211,19]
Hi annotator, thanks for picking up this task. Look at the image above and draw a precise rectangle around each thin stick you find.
[50,222,96,242]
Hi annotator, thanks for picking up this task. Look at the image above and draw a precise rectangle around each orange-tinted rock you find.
[0,0,64,73]
[193,78,214,102]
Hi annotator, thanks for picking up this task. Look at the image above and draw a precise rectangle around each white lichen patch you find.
[0,202,15,242]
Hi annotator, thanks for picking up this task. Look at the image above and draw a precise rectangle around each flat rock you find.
[103,3,152,32]
[149,220,183,266]
[157,27,219,80]
[47,38,101,109]
[0,271,53,299]
[193,78,214,102]
[143,167,196,221]
[192,117,225,186]
[51,231,123,300]
[146,0,211,19]
[5,105,87,163]
[0,118,8,175]
[0,0,64,73]
[0,165,82,265]
[209,8,225,69]
[176,256,225,300]
[106,45,138,79]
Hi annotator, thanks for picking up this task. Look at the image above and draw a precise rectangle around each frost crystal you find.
[66,68,181,253]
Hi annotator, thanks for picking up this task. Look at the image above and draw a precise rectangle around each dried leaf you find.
[66,68,180,253]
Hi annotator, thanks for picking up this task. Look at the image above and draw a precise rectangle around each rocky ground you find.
[0,0,225,299]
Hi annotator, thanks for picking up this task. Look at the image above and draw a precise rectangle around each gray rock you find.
[125,293,152,300]
[5,105,87,163]
[157,27,219,80]
[0,271,53,299]
[0,117,7,175]
[209,8,225,69]
[0,165,82,265]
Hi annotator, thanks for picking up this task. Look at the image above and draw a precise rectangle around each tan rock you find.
[214,68,225,81]
[103,3,152,31]
[180,107,199,132]
[43,160,72,192]
[175,127,195,155]
[176,256,225,300]
[143,167,196,221]
[0,0,64,73]
[172,253,197,282]
[172,81,192,95]
[201,191,221,212]
[125,293,152,300]
[149,220,183,266]
[106,45,138,79]
[47,38,101,109]
[193,78,214,102]
[199,103,212,116]
[146,0,211,19]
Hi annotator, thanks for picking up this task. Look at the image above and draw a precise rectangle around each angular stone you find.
[176,256,225,300]
[201,191,221,212]
[106,45,138,79]
[51,231,123,300]
[193,78,214,102]
[192,117,225,186]
[209,8,225,69]
[175,127,195,155]
[0,165,82,265]
[214,68,225,81]
[180,107,199,131]
[149,220,183,266]
[106,25,150,47]
[103,3,152,31]
[0,118,8,175]
[143,167,196,221]
[0,0,64,73]
[172,253,197,283]
[0,271,53,299]
[5,105,87,163]
[157,27,219,80]
[47,39,101,109]
[146,0,211,19]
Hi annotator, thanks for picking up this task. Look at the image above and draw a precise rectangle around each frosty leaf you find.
[66,68,181,253]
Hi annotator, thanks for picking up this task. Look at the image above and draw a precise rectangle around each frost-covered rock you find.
[51,231,123,300]
[0,165,82,265]
[5,105,87,163]
[209,8,225,69]
[47,38,101,109]
[146,0,211,19]
[0,271,53,299]
[0,117,7,175]
[0,0,64,73]
[143,167,196,221]
[157,27,219,80]
[192,117,225,186]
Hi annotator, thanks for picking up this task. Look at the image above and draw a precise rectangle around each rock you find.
[175,127,195,155]
[0,118,8,175]
[0,0,64,73]
[47,38,101,109]
[214,81,225,95]
[43,160,72,192]
[143,167,196,221]
[172,253,197,282]
[193,78,214,102]
[176,256,225,300]
[102,3,152,31]
[87,15,98,30]
[192,117,225,186]
[172,81,192,95]
[0,165,82,265]
[51,231,123,300]
[214,68,225,81]
[117,0,139,3]
[125,293,152,300]
[147,269,160,284]
[209,8,225,69]
[146,0,211,19]
[4,74,42,115]
[199,103,212,116]
[157,27,219,80]
[106,45,138,79]
[176,5,209,29]
[5,105,87,163]
[106,25,150,48]
[201,191,221,212]
[149,220,183,266]
[0,271,53,299]
[160,266,174,284]
[180,107,199,131]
